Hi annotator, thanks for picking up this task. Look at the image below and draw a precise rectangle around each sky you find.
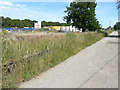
[0,0,118,28]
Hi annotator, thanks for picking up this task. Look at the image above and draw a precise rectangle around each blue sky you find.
[0,1,118,28]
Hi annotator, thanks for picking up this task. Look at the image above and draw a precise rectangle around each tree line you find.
[41,21,72,27]
[1,16,71,28]
[2,16,37,28]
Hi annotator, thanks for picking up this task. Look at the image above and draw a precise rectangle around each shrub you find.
[97,30,108,37]
[2,30,8,35]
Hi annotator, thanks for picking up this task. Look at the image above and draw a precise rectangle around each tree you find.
[114,22,120,30]
[64,1,101,32]
[114,1,120,30]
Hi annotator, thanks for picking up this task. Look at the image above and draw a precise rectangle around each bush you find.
[97,30,108,37]
[2,30,8,35]
[118,30,120,37]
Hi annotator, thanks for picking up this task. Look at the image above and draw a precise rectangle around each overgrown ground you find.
[2,31,108,88]
[118,30,120,37]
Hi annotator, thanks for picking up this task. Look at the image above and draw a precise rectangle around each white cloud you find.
[0,1,13,6]
[16,4,26,7]
[0,6,10,9]
[16,5,22,7]
[1,5,65,22]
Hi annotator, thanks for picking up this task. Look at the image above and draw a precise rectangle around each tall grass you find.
[2,32,104,88]
[118,30,120,37]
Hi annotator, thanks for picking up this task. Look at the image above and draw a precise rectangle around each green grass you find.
[2,31,105,88]
[104,30,113,34]
[118,30,120,37]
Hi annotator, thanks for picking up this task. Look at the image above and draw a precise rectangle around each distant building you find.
[52,26,61,30]
[24,27,29,28]
[34,21,41,29]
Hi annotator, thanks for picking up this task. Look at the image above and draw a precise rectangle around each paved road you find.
[19,31,119,88]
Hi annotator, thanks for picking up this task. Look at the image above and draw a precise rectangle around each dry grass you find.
[2,31,104,88]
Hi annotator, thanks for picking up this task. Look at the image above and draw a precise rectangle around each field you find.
[2,30,106,88]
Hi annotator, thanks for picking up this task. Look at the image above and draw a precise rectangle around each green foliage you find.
[2,16,37,28]
[41,21,72,27]
[2,30,8,35]
[118,30,120,37]
[25,30,29,33]
[1,16,72,28]
[114,22,120,30]
[97,30,108,37]
[64,1,101,32]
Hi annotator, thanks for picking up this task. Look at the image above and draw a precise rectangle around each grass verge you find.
[118,30,120,37]
[2,31,105,88]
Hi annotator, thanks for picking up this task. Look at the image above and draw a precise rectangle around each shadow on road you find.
[108,42,120,45]
[107,34,120,45]
[107,35,120,38]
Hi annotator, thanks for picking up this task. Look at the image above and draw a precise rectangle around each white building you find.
[34,21,41,29]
